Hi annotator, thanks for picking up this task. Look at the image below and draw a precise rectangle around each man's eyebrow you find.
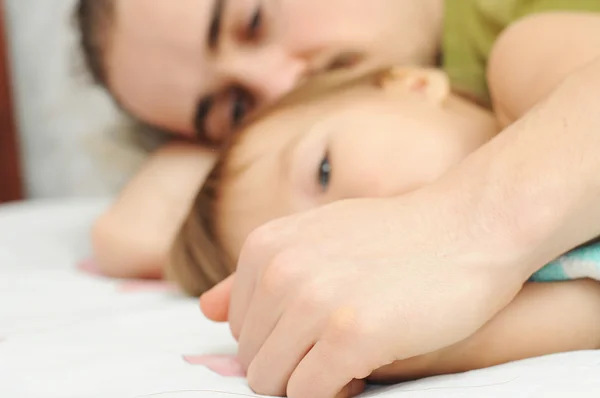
[208,0,225,52]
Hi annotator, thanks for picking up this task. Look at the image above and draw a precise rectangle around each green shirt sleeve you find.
[443,0,600,105]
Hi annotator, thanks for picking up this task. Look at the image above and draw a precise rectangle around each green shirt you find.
[443,0,600,104]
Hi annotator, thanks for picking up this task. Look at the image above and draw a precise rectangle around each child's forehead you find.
[238,110,308,158]
[231,102,329,165]
[235,86,371,155]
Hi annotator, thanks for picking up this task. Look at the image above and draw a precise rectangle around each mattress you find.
[0,199,599,398]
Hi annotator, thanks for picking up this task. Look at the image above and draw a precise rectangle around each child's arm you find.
[369,279,600,383]
[488,12,600,126]
[92,143,216,279]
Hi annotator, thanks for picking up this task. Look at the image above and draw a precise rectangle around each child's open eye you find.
[318,154,331,191]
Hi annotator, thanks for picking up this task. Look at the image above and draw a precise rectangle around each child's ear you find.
[377,67,450,103]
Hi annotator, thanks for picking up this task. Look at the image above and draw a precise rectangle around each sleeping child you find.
[168,66,600,382]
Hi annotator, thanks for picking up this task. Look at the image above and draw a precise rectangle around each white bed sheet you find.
[0,199,599,398]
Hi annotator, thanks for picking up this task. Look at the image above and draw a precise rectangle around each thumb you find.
[200,274,235,322]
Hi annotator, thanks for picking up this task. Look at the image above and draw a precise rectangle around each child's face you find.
[216,69,499,257]
[108,0,442,143]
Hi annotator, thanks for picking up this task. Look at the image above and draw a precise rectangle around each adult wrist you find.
[426,173,543,282]
[425,147,571,281]
[434,67,600,278]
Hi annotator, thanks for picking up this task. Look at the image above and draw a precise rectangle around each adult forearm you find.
[439,56,600,277]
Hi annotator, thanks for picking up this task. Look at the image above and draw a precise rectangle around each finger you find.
[287,334,372,398]
[245,307,320,397]
[237,259,308,369]
[199,274,235,322]
[229,216,302,338]
[236,289,285,370]
[335,380,366,398]
[228,229,275,338]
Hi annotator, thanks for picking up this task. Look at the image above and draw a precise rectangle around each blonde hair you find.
[166,67,397,296]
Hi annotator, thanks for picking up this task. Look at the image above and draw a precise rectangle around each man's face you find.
[107,0,438,143]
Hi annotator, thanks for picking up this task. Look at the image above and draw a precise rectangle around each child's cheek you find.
[334,141,391,199]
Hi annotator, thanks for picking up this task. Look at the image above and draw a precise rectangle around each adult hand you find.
[201,192,530,398]
[200,274,233,322]
[200,57,600,398]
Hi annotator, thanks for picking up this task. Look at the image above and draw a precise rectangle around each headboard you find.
[0,0,23,203]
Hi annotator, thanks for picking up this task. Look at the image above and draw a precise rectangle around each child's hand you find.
[201,191,530,398]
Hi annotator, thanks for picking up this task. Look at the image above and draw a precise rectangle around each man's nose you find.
[227,48,307,102]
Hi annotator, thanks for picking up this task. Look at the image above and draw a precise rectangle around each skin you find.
[199,67,600,394]
[369,279,600,383]
[94,11,600,282]
[93,0,443,276]
[107,0,443,142]
[216,68,499,257]
[199,13,600,398]
[94,10,600,397]
[90,7,600,282]
[203,277,600,385]
[489,13,600,123]
[91,144,216,278]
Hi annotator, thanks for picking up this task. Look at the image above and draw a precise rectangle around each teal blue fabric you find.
[531,243,600,282]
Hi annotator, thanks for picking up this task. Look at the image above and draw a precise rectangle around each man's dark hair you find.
[75,0,115,87]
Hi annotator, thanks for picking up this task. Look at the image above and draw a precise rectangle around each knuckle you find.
[325,308,385,380]
[325,305,371,345]
[259,250,303,295]
[294,282,332,313]
[244,224,278,253]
